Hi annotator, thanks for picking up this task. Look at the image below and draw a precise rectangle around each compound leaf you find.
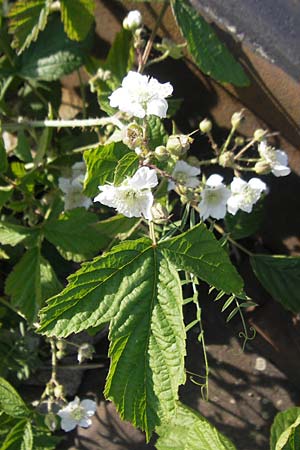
[39,238,186,438]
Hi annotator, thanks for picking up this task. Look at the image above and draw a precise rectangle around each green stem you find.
[149,220,157,246]
[77,70,87,119]
[145,50,170,68]
[212,221,253,256]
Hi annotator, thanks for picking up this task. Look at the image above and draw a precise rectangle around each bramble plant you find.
[0,1,299,449]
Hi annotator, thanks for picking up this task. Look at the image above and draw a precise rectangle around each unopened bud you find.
[56,350,65,360]
[54,384,65,399]
[78,343,95,364]
[253,129,267,142]
[234,136,245,146]
[123,122,144,150]
[56,340,66,351]
[151,203,170,224]
[123,10,142,30]
[199,118,212,133]
[154,145,169,161]
[231,111,244,129]
[218,151,235,168]
[45,412,58,431]
[166,134,191,156]
[187,156,201,167]
[254,161,271,175]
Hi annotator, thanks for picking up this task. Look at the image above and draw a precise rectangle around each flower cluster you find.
[94,166,158,220]
[58,161,91,211]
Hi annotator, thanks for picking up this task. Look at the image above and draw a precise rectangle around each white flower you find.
[227,177,266,215]
[58,161,91,211]
[168,160,200,191]
[258,141,291,177]
[57,397,97,432]
[199,174,231,221]
[123,10,142,30]
[94,166,158,220]
[109,71,173,119]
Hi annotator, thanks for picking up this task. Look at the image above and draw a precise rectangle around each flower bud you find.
[231,111,244,129]
[54,384,65,399]
[187,155,201,167]
[254,161,271,175]
[199,118,212,133]
[253,129,267,142]
[123,123,144,150]
[45,413,58,432]
[123,10,142,30]
[56,350,65,360]
[154,145,169,161]
[77,343,95,364]
[151,203,170,224]
[166,134,191,156]
[234,136,245,146]
[218,151,235,168]
[56,340,67,351]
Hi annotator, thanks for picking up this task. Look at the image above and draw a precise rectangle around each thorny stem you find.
[207,131,219,155]
[2,116,124,131]
[138,1,169,73]
[50,338,58,384]
[77,70,87,119]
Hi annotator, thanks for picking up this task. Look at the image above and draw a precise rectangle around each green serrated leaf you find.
[43,208,108,261]
[271,407,300,450]
[5,247,42,322]
[1,419,32,450]
[172,0,250,86]
[0,221,38,247]
[250,254,300,313]
[8,0,51,54]
[39,238,186,438]
[60,0,95,41]
[113,152,139,185]
[105,28,134,83]
[0,378,29,418]
[84,142,129,197]
[160,223,244,294]
[156,402,236,450]
[19,15,93,81]
[147,116,168,150]
[225,200,264,240]
[94,215,140,240]
[0,136,8,174]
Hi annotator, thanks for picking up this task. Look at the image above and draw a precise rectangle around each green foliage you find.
[0,222,38,247]
[19,15,93,81]
[172,0,250,86]
[0,136,8,174]
[8,0,51,54]
[84,142,129,196]
[156,402,236,450]
[225,201,264,239]
[15,132,33,163]
[5,247,61,323]
[147,116,168,151]
[113,152,139,185]
[43,208,109,262]
[250,254,300,313]
[60,0,95,41]
[0,377,29,418]
[270,407,300,450]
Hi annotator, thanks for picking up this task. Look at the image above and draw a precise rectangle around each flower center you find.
[174,171,188,184]
[70,406,85,421]
[205,189,222,205]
